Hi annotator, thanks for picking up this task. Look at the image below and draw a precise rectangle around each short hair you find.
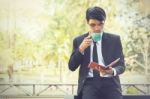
[86,6,106,22]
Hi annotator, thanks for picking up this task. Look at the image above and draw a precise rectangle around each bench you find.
[64,95,150,99]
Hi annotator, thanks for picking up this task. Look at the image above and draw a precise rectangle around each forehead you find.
[88,19,105,24]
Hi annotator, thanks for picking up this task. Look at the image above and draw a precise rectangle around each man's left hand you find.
[99,67,114,75]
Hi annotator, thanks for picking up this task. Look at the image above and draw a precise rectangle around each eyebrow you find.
[89,22,104,25]
[99,21,105,24]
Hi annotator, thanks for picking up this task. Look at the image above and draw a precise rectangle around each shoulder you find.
[103,32,120,39]
[103,32,121,43]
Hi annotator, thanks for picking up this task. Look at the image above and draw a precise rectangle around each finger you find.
[83,38,91,43]
[84,40,92,44]
[84,38,92,42]
[108,66,112,69]
[105,69,113,74]
[85,41,92,44]
[86,35,92,39]
[85,40,92,44]
[99,68,105,72]
[105,70,110,73]
[87,34,91,38]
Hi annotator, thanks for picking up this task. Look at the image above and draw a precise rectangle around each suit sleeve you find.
[68,38,84,71]
[113,36,126,75]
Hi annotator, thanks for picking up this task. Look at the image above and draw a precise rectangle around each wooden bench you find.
[64,95,150,99]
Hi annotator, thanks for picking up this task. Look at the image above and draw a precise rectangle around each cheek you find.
[99,26,104,30]
[89,27,94,31]
[89,30,94,33]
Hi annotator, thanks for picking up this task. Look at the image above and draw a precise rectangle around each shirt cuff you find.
[81,52,84,55]
[112,68,117,76]
[78,49,84,55]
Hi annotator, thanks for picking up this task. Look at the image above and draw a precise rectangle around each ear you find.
[102,20,105,24]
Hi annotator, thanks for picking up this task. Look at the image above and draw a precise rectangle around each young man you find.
[68,6,125,99]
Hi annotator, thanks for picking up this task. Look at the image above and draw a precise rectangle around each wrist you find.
[79,46,84,53]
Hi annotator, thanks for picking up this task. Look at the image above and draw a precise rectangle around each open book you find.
[88,58,120,71]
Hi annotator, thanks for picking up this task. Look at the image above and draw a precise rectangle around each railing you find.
[122,84,150,95]
[0,83,150,98]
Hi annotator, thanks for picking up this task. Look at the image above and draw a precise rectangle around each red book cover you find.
[88,58,120,71]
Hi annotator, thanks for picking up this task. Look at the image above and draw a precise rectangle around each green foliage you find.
[119,0,150,75]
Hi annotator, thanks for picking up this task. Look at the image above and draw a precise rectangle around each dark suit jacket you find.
[68,32,125,95]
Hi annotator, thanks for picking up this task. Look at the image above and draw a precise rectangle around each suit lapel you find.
[85,46,90,63]
[84,33,90,64]
[102,33,109,65]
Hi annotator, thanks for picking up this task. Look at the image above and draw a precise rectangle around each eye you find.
[99,22,104,26]
[89,24,96,27]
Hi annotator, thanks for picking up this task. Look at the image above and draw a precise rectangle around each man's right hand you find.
[79,35,92,53]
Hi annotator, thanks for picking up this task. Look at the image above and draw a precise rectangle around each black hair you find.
[86,6,106,22]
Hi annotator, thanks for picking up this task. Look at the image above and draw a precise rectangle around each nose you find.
[94,25,101,32]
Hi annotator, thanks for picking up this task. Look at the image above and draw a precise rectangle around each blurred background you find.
[0,0,150,97]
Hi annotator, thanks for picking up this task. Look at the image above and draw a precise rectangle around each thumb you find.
[86,34,92,39]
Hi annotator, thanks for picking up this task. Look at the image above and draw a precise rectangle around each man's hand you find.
[99,67,114,75]
[79,35,92,53]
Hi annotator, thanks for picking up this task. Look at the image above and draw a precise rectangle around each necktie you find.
[93,42,99,77]
[93,42,98,63]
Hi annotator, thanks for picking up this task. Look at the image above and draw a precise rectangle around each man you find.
[68,6,125,99]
